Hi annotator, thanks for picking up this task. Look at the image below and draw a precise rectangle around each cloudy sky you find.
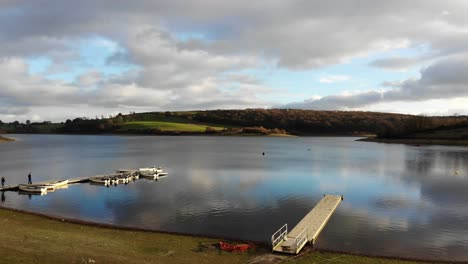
[1,1,468,122]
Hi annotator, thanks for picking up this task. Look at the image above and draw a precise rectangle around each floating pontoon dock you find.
[0,170,139,192]
[271,194,343,254]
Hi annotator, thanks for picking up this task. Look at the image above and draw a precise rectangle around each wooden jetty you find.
[0,177,88,192]
[0,170,140,192]
[271,194,343,254]
[67,176,91,184]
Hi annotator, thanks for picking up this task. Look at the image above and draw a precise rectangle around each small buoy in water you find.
[262,152,265,156]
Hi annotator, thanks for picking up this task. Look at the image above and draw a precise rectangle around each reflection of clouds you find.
[356,206,410,232]
[403,147,468,180]
[187,168,266,191]
[421,177,468,206]
[405,150,436,175]
[2,135,468,261]
[310,143,468,261]
[372,195,433,211]
[319,204,468,261]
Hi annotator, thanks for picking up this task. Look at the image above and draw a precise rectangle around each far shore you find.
[0,132,368,137]
[4,133,468,147]
[358,137,468,147]
[0,206,446,264]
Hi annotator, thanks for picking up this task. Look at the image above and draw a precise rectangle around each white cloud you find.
[319,75,351,83]
[286,55,468,110]
[365,98,468,116]
[369,56,420,71]
[1,1,468,121]
[0,56,273,122]
[441,10,451,16]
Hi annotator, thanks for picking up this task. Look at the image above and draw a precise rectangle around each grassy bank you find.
[358,137,468,146]
[0,207,441,264]
[0,208,255,264]
[281,251,437,264]
[120,121,226,132]
[0,135,14,142]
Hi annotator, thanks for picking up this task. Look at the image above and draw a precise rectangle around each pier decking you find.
[271,194,343,254]
[0,170,139,192]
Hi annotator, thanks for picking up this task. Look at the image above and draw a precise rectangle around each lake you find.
[1,134,467,261]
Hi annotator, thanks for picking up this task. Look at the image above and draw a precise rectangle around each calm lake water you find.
[1,134,468,261]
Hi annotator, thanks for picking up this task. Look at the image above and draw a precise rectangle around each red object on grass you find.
[219,241,254,252]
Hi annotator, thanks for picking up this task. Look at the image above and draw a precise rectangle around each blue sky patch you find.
[26,36,135,83]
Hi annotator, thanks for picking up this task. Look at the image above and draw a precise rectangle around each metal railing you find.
[271,223,288,249]
[294,227,308,254]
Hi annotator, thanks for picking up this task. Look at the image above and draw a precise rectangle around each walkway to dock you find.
[271,194,343,254]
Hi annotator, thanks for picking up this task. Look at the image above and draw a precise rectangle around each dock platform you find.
[1,176,93,192]
[67,176,91,184]
[0,169,142,192]
[271,194,343,254]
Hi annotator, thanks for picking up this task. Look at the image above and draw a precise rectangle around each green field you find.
[121,121,227,132]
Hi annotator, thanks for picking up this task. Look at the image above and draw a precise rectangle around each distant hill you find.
[1,109,468,138]
[359,116,468,145]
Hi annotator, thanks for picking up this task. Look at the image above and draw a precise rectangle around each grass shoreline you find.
[0,206,450,263]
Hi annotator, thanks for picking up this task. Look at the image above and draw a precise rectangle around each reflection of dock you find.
[0,185,19,191]
[271,194,343,254]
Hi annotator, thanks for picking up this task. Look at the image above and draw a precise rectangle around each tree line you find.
[1,109,467,137]
[189,109,468,137]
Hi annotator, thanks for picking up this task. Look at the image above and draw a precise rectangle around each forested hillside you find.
[1,109,467,137]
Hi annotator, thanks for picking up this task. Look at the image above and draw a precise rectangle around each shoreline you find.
[358,137,468,147]
[0,205,259,245]
[0,206,453,263]
[0,135,15,142]
[1,132,364,138]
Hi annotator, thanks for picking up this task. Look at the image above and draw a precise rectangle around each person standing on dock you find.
[1,176,4,187]
[27,172,32,184]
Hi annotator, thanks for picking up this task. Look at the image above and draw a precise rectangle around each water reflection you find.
[0,135,467,261]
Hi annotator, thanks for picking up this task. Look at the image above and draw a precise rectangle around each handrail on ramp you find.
[271,223,288,249]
